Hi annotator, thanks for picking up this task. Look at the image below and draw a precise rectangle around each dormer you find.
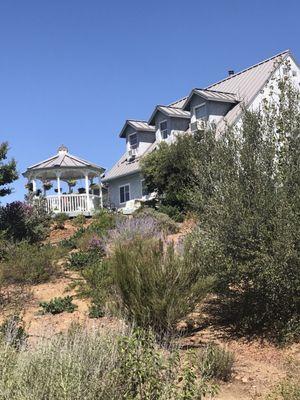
[119,120,155,161]
[183,89,238,126]
[148,105,190,142]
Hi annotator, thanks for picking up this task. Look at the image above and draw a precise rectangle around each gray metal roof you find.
[104,50,291,182]
[183,89,238,110]
[148,105,190,125]
[119,120,155,138]
[23,145,105,179]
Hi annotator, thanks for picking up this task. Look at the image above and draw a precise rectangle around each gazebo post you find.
[98,176,103,208]
[32,178,37,193]
[56,172,62,212]
[85,172,90,212]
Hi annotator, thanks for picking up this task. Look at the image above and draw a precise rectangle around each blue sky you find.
[1,0,300,203]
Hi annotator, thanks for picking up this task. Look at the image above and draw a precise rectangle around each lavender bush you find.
[0,200,50,243]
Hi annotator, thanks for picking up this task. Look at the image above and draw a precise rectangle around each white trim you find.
[119,183,131,204]
[159,119,169,140]
[128,132,138,149]
[193,102,207,120]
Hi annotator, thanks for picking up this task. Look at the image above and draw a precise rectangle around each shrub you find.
[103,236,214,335]
[157,204,184,222]
[0,315,28,349]
[72,213,86,228]
[198,343,234,382]
[90,209,116,235]
[53,212,69,229]
[0,200,50,243]
[39,296,77,314]
[0,242,62,284]
[134,207,179,233]
[88,303,105,318]
[67,248,103,271]
[0,326,218,399]
[266,379,300,400]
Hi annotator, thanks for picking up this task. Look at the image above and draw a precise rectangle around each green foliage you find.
[157,204,184,222]
[0,242,62,284]
[88,303,105,318]
[67,249,101,271]
[90,209,116,235]
[134,207,179,233]
[53,212,69,229]
[0,315,27,349]
[39,296,77,314]
[0,326,217,399]
[198,344,234,382]
[102,236,213,335]
[0,200,50,243]
[72,213,86,228]
[0,142,18,197]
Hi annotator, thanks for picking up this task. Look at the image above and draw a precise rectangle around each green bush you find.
[0,242,63,284]
[67,249,101,271]
[101,236,213,335]
[0,315,28,349]
[39,296,77,314]
[88,303,105,318]
[134,207,179,234]
[53,212,69,229]
[0,326,218,399]
[198,343,234,382]
[90,209,116,235]
[158,204,184,222]
[72,213,86,228]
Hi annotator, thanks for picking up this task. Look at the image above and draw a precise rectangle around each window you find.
[141,180,148,197]
[159,120,169,139]
[194,103,207,120]
[119,184,130,203]
[128,133,138,149]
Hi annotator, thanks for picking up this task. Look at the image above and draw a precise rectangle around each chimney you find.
[228,70,235,76]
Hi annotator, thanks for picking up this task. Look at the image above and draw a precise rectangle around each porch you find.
[46,193,102,216]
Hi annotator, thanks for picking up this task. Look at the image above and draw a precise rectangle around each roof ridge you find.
[127,119,149,123]
[196,88,237,95]
[206,49,290,89]
[168,96,188,107]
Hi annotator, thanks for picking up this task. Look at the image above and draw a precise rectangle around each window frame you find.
[119,183,130,204]
[159,120,169,140]
[193,102,207,121]
[141,179,149,197]
[128,132,138,149]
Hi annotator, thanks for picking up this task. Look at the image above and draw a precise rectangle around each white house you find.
[103,50,300,211]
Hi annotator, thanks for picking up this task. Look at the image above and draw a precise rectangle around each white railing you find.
[46,194,101,215]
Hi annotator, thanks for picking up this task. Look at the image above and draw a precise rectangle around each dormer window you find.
[128,133,138,149]
[160,120,169,139]
[194,103,207,120]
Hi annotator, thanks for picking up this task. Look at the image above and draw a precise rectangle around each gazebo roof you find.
[23,145,105,180]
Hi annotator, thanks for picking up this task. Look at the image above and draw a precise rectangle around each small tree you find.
[0,142,18,198]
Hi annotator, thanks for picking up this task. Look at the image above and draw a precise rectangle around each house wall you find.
[124,126,155,155]
[154,111,189,143]
[107,172,144,209]
[189,94,233,124]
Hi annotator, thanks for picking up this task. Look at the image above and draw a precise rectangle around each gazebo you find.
[23,145,105,216]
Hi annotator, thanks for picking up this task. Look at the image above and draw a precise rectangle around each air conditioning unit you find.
[189,120,207,133]
[127,148,137,161]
